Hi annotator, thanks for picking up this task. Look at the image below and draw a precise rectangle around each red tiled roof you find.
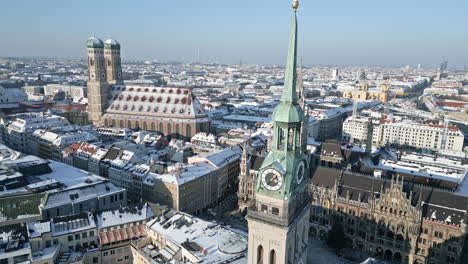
[98,225,145,245]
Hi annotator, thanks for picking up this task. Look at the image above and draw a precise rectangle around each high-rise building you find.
[246,1,310,263]
[332,68,339,80]
[440,61,448,71]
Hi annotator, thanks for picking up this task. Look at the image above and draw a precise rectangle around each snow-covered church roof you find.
[105,85,207,120]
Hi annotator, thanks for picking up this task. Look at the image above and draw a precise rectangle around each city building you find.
[97,204,154,264]
[310,167,468,264]
[44,84,87,98]
[86,37,210,138]
[342,115,373,144]
[131,211,247,263]
[0,230,31,264]
[0,85,28,109]
[142,162,221,214]
[237,144,265,213]
[0,112,71,154]
[343,82,390,104]
[373,120,465,153]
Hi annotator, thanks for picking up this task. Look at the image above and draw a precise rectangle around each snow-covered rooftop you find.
[146,212,247,263]
[97,203,154,228]
[144,162,216,186]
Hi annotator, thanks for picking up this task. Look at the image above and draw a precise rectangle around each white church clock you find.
[261,168,283,191]
[296,161,305,184]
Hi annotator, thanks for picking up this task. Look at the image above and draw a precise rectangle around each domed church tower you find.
[104,39,123,85]
[87,37,108,125]
[247,1,310,264]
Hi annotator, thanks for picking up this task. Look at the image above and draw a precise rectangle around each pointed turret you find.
[281,11,298,104]
[272,6,303,124]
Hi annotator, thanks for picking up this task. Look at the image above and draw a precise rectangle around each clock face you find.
[296,161,305,185]
[261,168,283,191]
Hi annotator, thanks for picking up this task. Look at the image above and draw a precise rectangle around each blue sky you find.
[1,0,467,67]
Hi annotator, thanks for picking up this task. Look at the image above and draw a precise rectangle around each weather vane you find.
[292,0,299,12]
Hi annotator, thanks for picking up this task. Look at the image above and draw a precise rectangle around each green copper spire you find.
[281,11,298,103]
[272,3,303,124]
[255,0,308,201]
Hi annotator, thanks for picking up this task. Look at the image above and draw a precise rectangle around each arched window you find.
[135,121,139,129]
[104,119,108,126]
[269,250,276,264]
[167,123,172,135]
[186,124,192,138]
[119,120,124,128]
[159,123,164,134]
[127,120,131,128]
[143,122,147,130]
[257,245,263,264]
[111,119,116,127]
[176,124,180,136]
[151,122,155,131]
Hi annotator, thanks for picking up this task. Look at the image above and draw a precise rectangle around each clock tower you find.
[247,1,310,264]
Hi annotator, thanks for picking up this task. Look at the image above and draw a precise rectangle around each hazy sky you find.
[1,0,467,67]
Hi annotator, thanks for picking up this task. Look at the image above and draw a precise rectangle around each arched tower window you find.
[277,127,285,149]
[269,250,276,264]
[257,245,263,264]
[89,58,94,67]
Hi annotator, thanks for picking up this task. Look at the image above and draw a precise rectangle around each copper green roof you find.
[105,39,121,50]
[272,12,303,123]
[87,37,104,49]
[280,13,298,104]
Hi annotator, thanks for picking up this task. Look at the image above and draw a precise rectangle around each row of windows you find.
[68,231,95,241]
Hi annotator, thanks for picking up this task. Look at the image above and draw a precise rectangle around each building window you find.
[269,250,276,264]
[272,207,279,215]
[75,234,80,240]
[68,235,73,242]
[261,204,268,212]
[257,245,264,264]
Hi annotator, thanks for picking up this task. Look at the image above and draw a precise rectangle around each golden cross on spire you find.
[292,0,299,12]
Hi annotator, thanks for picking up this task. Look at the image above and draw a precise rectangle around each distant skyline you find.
[1,0,467,67]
